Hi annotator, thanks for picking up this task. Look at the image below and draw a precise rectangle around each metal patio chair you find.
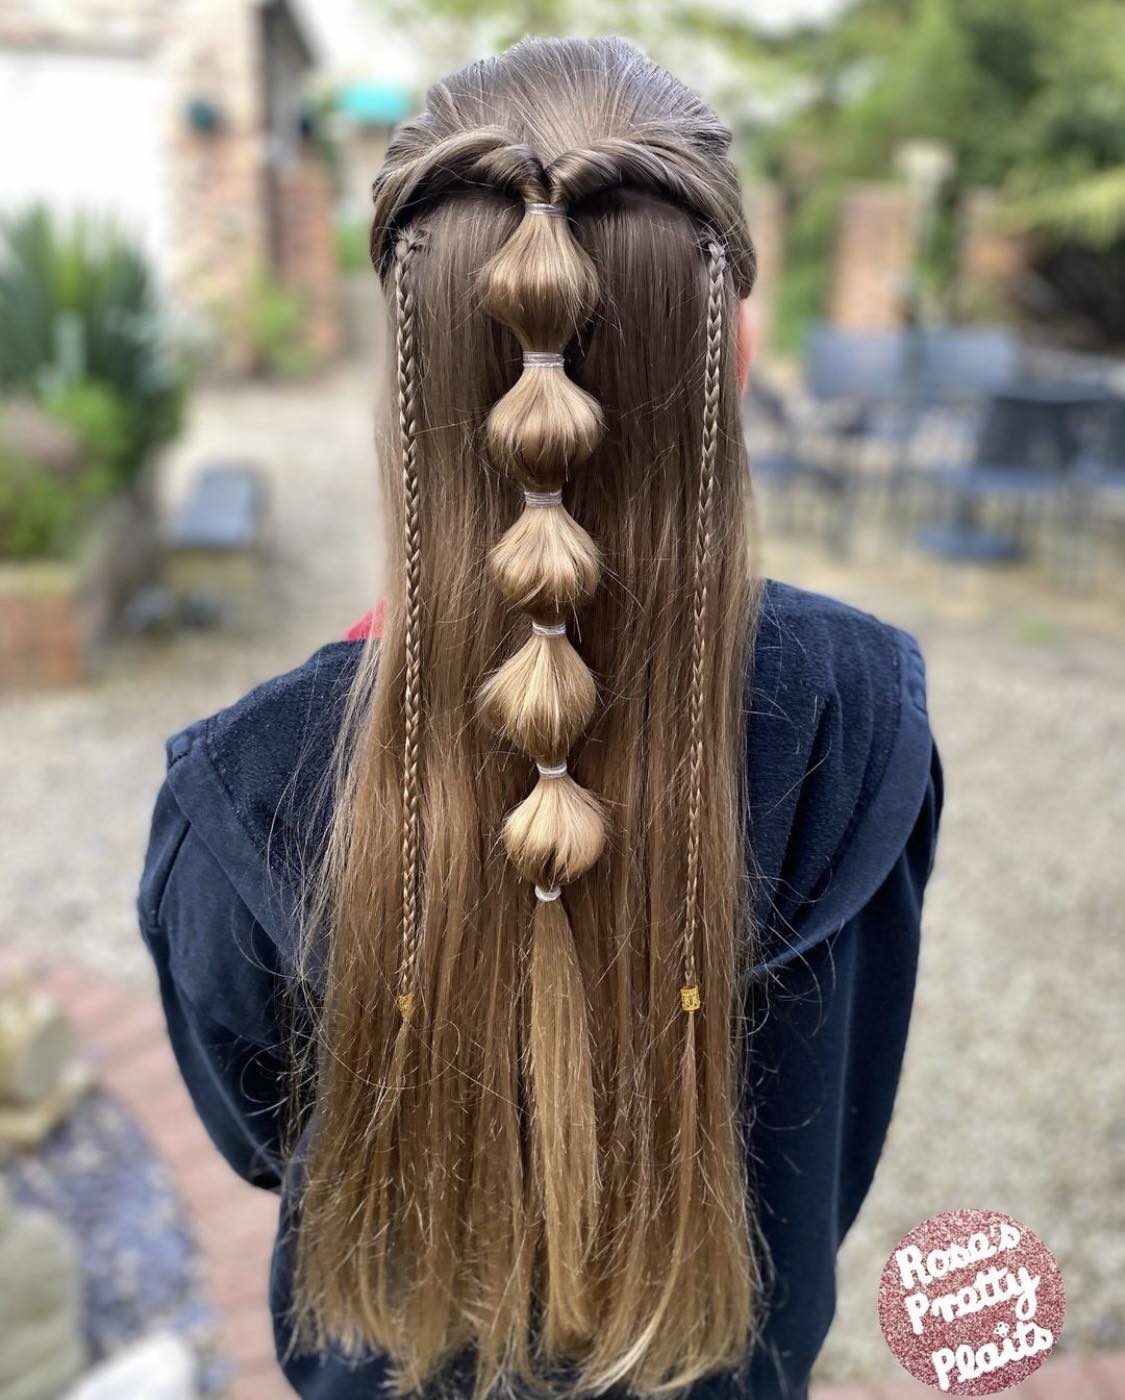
[916,384,1109,568]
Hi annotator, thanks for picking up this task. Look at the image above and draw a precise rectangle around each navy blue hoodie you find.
[137,579,942,1400]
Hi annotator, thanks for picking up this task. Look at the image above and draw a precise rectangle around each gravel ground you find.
[798,570,1125,1379]
[2,361,1123,1382]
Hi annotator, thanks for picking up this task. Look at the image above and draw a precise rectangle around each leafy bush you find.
[43,381,130,477]
[0,453,86,560]
[0,395,117,560]
[249,273,315,378]
[335,219,370,275]
[0,207,186,489]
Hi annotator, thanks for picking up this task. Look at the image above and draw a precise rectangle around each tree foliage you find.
[756,0,1125,245]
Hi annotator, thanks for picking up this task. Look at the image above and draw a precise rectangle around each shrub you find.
[0,452,87,560]
[0,396,116,560]
[335,219,370,275]
[43,381,130,478]
[249,273,315,378]
[0,207,186,488]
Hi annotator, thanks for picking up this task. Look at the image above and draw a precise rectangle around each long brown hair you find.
[293,36,761,1399]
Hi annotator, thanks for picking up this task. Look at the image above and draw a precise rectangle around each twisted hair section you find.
[475,176,608,1352]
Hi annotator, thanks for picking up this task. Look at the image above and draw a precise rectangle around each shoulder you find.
[138,641,363,954]
[141,584,937,972]
[183,640,361,848]
[753,577,925,705]
[747,580,936,966]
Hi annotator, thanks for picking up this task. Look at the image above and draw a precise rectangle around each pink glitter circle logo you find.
[878,1209,1064,1394]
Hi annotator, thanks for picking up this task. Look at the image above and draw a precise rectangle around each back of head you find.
[294,36,761,1398]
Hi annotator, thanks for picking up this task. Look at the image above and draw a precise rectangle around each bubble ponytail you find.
[476,195,607,1352]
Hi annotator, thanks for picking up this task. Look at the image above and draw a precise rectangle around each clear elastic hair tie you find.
[536,761,567,779]
[523,351,565,368]
[525,202,566,216]
[535,884,562,902]
[531,621,567,638]
[524,488,563,508]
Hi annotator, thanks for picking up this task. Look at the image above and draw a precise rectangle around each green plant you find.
[335,219,370,276]
[0,207,186,486]
[771,184,842,356]
[706,0,1125,340]
[0,451,109,561]
[249,274,315,377]
[43,380,130,477]
[0,392,120,560]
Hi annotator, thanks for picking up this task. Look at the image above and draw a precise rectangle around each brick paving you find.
[2,951,1123,1400]
[2,952,290,1400]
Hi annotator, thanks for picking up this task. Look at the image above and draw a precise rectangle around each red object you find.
[345,598,385,641]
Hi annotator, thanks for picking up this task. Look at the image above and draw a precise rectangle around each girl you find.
[139,36,941,1400]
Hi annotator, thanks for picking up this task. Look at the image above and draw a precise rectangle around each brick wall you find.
[829,183,920,329]
[162,0,269,372]
[274,153,343,360]
[958,187,1027,318]
[0,479,156,690]
[1,0,341,373]
[163,0,340,369]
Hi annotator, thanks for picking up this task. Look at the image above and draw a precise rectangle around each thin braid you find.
[395,234,423,1015]
[681,240,726,1012]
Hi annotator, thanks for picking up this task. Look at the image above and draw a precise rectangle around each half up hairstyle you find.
[294,36,762,1400]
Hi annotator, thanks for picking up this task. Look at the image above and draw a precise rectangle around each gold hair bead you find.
[680,985,702,1013]
[397,991,416,1018]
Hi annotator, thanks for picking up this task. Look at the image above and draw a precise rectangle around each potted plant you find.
[0,209,187,687]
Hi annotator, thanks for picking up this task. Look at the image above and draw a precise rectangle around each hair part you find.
[292,36,762,1399]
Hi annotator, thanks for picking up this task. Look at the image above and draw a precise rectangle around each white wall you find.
[0,47,173,276]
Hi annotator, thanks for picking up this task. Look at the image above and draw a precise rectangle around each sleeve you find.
[744,737,943,1393]
[137,779,289,1192]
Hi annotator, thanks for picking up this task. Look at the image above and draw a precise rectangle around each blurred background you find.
[0,1,1123,1397]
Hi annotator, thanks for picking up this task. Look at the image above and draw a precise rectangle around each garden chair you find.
[165,462,268,606]
[915,326,1020,404]
[1066,396,1125,587]
[915,385,1109,570]
[744,377,862,552]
